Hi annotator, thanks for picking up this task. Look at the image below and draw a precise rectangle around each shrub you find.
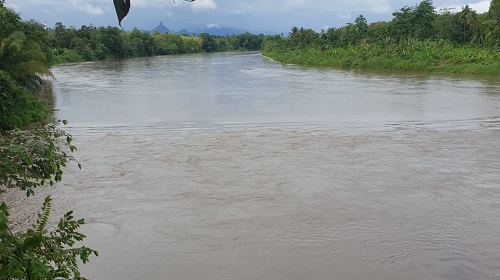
[0,71,47,130]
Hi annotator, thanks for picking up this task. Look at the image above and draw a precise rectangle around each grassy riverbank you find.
[262,44,500,75]
[260,0,500,76]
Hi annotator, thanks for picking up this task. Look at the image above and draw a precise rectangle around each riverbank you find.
[262,47,500,75]
[48,28,264,66]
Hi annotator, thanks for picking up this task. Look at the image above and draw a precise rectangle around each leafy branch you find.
[0,197,98,279]
[0,120,80,197]
[0,121,97,279]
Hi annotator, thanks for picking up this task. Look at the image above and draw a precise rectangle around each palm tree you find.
[0,30,53,89]
[484,0,500,46]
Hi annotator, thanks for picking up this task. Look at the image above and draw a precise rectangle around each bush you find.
[0,71,47,130]
[0,121,98,279]
[50,48,84,65]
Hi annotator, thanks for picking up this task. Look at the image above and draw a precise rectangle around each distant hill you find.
[177,28,192,35]
[147,22,278,36]
[151,21,170,34]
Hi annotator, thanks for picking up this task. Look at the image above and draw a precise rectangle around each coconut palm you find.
[0,30,53,88]
[484,0,500,46]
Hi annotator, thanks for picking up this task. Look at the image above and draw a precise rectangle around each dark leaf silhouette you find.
[114,0,195,27]
[113,0,130,27]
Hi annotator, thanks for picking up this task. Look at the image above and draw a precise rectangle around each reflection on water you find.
[27,53,500,279]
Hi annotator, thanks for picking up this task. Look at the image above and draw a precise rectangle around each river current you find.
[11,53,500,279]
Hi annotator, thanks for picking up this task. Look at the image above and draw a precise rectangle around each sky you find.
[5,0,492,33]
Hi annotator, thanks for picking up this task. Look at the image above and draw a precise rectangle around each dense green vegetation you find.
[0,71,47,130]
[262,0,500,75]
[0,2,52,129]
[1,2,98,278]
[49,23,265,64]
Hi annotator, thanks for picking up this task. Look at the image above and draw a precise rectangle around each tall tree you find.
[391,0,436,40]
[0,3,22,38]
[354,15,368,41]
[414,0,436,40]
[485,0,500,44]
[457,5,479,44]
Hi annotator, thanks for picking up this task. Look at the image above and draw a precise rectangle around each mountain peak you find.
[152,21,170,34]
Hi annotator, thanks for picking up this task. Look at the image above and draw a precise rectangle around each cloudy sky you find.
[5,0,492,33]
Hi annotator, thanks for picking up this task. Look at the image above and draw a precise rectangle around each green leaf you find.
[0,202,8,214]
[21,233,42,250]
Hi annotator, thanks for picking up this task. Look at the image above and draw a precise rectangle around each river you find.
[34,52,500,279]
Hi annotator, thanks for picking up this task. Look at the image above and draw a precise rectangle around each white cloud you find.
[70,0,104,15]
[205,23,220,28]
[133,0,171,8]
[338,12,352,20]
[228,1,255,15]
[468,1,490,13]
[363,0,391,14]
[284,0,309,10]
[191,0,217,11]
[437,1,490,14]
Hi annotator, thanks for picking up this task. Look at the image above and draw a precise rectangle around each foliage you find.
[0,31,53,89]
[51,48,85,64]
[0,3,22,38]
[0,71,47,130]
[0,121,98,279]
[0,5,97,280]
[0,196,98,280]
[289,27,320,49]
[391,0,436,40]
[200,33,217,52]
[47,23,264,64]
[262,0,500,75]
[0,120,78,196]
[485,0,500,46]
[0,6,52,89]
[123,28,155,57]
[262,35,500,75]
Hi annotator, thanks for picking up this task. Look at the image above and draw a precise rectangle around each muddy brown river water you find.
[8,53,500,279]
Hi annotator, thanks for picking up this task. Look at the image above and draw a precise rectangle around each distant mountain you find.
[151,21,170,34]
[177,28,192,35]
[147,22,278,36]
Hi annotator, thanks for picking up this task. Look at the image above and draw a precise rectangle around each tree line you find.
[50,23,265,64]
[267,0,500,50]
[262,0,500,74]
